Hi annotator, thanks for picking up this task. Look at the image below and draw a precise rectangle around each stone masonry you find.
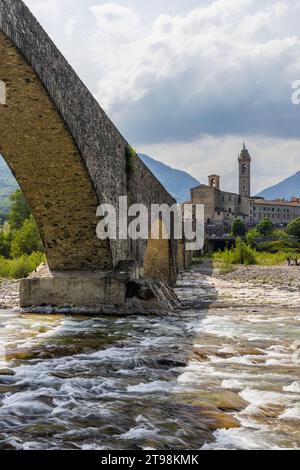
[0,0,178,290]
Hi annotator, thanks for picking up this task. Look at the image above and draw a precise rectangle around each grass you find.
[0,252,45,279]
[212,238,298,273]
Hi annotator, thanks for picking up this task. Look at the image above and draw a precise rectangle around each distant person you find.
[295,258,299,267]
[287,257,291,266]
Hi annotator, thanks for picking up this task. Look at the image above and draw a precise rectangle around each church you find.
[190,145,300,233]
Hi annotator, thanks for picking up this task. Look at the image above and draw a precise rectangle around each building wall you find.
[191,185,252,229]
[253,202,300,225]
[191,186,216,224]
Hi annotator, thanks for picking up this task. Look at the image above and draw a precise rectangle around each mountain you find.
[0,155,18,216]
[139,153,200,203]
[257,171,300,200]
[0,152,199,217]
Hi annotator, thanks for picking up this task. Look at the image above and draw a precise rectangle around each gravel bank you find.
[219,263,300,290]
[0,280,19,309]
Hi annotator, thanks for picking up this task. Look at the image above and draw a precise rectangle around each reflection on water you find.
[0,266,299,450]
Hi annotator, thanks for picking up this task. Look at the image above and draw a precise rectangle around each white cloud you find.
[90,3,139,39]
[89,0,300,116]
[21,0,300,189]
[24,0,62,20]
[140,135,300,195]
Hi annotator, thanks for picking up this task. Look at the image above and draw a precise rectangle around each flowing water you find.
[0,265,299,450]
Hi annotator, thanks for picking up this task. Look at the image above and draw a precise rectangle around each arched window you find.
[242,164,247,175]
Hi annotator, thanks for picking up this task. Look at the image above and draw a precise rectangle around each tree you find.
[10,215,44,258]
[287,217,300,239]
[256,217,274,237]
[9,189,31,230]
[232,219,246,237]
[0,229,12,258]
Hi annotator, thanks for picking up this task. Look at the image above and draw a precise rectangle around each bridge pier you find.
[20,262,136,313]
[19,262,179,314]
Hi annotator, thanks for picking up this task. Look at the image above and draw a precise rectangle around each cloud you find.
[21,0,300,191]
[140,135,300,195]
[95,0,300,144]
[90,3,139,39]
[23,1,300,144]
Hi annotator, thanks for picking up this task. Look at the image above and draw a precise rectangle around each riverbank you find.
[1,262,300,310]
[217,263,300,290]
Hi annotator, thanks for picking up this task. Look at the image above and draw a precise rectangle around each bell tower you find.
[238,143,251,198]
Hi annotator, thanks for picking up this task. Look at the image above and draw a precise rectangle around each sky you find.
[23,0,300,194]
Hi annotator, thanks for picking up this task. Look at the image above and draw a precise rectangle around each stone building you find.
[239,144,251,198]
[252,198,300,224]
[191,175,253,234]
[189,144,300,233]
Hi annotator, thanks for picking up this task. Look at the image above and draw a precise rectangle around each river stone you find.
[185,391,248,412]
[204,411,241,430]
[0,368,16,376]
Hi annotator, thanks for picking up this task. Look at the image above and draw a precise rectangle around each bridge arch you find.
[0,0,178,292]
[0,32,113,270]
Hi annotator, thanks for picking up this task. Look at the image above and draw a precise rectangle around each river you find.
[0,264,299,450]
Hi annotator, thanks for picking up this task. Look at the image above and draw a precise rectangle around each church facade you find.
[189,145,300,233]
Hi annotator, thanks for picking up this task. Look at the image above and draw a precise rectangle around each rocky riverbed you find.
[0,265,299,449]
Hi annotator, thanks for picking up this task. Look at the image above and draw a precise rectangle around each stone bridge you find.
[0,0,192,311]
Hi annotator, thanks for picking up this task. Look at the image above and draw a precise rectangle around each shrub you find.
[213,239,257,271]
[232,219,246,237]
[256,217,274,236]
[126,145,137,176]
[256,239,300,254]
[0,252,45,279]
[232,238,257,265]
[9,189,31,230]
[10,215,44,258]
[0,229,12,258]
[287,217,300,239]
[246,228,257,247]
